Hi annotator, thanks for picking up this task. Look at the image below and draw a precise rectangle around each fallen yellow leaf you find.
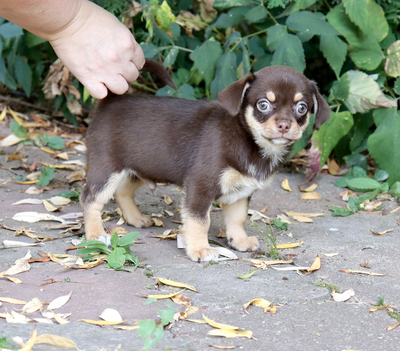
[370,228,393,236]
[156,278,198,293]
[12,180,39,185]
[78,319,124,326]
[109,227,128,235]
[301,184,318,192]
[243,298,271,314]
[292,215,313,223]
[301,192,321,200]
[40,147,57,155]
[210,346,236,349]
[323,253,339,257]
[281,177,292,192]
[286,212,324,218]
[327,158,340,175]
[164,195,173,204]
[203,315,238,330]
[43,199,60,212]
[208,329,253,339]
[369,306,393,312]
[307,255,321,272]
[0,107,7,121]
[39,162,80,170]
[387,321,400,331]
[185,319,207,324]
[142,290,184,300]
[19,327,37,351]
[171,294,191,307]
[276,240,305,249]
[3,276,22,284]
[339,270,393,277]
[34,334,77,349]
[152,218,164,227]
[116,325,139,330]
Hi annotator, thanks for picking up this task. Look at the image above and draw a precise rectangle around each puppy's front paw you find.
[128,214,154,229]
[186,246,219,263]
[229,236,260,252]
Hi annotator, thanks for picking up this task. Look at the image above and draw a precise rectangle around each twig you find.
[0,95,53,113]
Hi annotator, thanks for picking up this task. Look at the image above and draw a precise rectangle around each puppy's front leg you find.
[181,198,219,262]
[222,197,260,251]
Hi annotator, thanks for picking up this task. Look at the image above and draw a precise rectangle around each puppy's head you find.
[217,66,331,149]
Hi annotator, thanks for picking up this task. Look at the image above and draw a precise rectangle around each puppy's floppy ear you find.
[217,73,256,116]
[309,81,331,129]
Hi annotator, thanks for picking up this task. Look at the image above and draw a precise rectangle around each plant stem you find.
[267,10,279,25]
[131,82,157,93]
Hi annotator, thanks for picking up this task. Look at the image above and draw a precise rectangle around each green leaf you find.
[272,218,288,231]
[25,32,47,47]
[14,56,32,97]
[326,4,383,71]
[385,40,400,78]
[213,0,251,10]
[140,44,158,58]
[249,36,265,57]
[394,77,400,95]
[237,268,259,279]
[0,22,23,38]
[177,84,196,100]
[349,113,374,153]
[41,134,64,150]
[389,182,400,198]
[348,40,383,71]
[320,34,347,78]
[342,0,388,42]
[210,52,237,99]
[348,196,360,212]
[163,47,179,67]
[240,37,251,75]
[37,166,55,187]
[155,1,175,32]
[117,231,140,247]
[374,169,389,182]
[76,247,105,255]
[352,166,368,178]
[245,5,267,23]
[143,298,157,305]
[329,206,354,217]
[287,11,339,36]
[56,190,80,200]
[271,34,305,73]
[253,54,273,71]
[110,232,119,251]
[106,247,126,270]
[332,71,396,114]
[311,111,353,167]
[125,253,139,266]
[267,25,288,52]
[190,40,223,90]
[159,309,175,326]
[137,319,156,338]
[335,177,349,188]
[368,108,400,186]
[10,122,28,139]
[213,8,246,29]
[0,56,16,90]
[280,0,317,16]
[347,178,381,192]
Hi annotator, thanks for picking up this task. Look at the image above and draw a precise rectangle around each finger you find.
[84,81,108,99]
[103,74,129,95]
[131,40,145,70]
[120,61,140,84]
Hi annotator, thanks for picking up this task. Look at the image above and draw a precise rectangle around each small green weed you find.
[313,281,340,293]
[76,231,140,270]
[376,296,386,307]
[388,311,400,321]
[137,300,177,350]
[0,336,16,350]
[251,221,283,260]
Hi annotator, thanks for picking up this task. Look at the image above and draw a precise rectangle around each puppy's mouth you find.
[270,137,291,145]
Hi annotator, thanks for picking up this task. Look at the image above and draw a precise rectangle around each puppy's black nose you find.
[276,121,291,134]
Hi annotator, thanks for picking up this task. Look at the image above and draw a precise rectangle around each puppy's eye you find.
[257,99,271,112]
[296,102,308,116]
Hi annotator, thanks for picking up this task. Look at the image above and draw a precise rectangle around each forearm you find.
[0,0,89,41]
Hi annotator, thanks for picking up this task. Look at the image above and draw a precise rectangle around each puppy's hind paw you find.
[229,236,260,252]
[97,234,112,248]
[186,246,219,263]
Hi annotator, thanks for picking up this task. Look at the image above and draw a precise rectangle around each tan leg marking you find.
[222,198,260,251]
[181,208,218,262]
[84,200,108,241]
[114,177,153,228]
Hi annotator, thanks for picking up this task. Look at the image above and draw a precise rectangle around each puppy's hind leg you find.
[81,171,128,245]
[114,176,153,228]
[222,197,260,252]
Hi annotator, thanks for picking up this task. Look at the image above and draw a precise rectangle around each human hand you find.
[48,1,145,99]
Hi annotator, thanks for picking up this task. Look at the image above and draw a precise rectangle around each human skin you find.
[0,0,145,99]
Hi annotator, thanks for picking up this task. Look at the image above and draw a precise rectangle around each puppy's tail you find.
[141,58,176,90]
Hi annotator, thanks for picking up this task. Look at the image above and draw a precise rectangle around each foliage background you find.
[0,0,400,186]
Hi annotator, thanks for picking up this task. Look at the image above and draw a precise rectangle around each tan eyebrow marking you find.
[294,93,303,102]
[266,91,275,102]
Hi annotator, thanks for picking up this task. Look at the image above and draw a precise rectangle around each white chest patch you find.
[217,167,271,205]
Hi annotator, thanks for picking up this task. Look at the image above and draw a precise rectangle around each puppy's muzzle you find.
[276,120,291,135]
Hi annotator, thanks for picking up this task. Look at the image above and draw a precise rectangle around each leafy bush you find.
[2,0,400,183]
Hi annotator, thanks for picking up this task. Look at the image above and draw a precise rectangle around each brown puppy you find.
[81,61,330,262]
